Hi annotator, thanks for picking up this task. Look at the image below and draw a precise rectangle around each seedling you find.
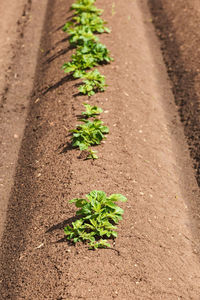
[62,41,112,78]
[70,118,109,150]
[71,1,103,15]
[112,2,116,16]
[82,103,103,118]
[78,69,106,96]
[87,148,98,159]
[67,26,99,45]
[64,190,127,249]
[74,13,110,33]
[62,52,98,76]
[76,40,112,63]
[62,0,113,96]
[63,12,110,34]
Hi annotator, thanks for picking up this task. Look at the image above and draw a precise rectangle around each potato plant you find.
[62,0,112,96]
[64,190,127,249]
[70,103,108,159]
[82,103,103,118]
[78,69,106,96]
[70,119,109,150]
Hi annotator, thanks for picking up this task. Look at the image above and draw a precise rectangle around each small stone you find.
[36,243,44,249]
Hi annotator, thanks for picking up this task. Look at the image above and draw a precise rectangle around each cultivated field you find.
[0,0,200,299]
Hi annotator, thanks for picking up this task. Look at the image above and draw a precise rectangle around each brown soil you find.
[149,0,200,186]
[1,0,200,299]
[0,0,49,240]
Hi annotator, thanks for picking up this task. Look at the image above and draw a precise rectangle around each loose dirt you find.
[0,0,49,241]
[149,0,200,186]
[1,0,200,299]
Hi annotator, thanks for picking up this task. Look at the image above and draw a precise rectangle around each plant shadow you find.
[46,215,79,245]
[46,216,120,253]
[46,215,79,233]
[43,45,74,64]
[53,14,74,32]
[73,91,86,98]
[41,74,75,95]
[57,141,74,154]
[44,37,71,56]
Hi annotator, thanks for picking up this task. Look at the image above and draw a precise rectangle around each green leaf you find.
[89,239,111,249]
[64,225,73,236]
[77,204,92,216]
[105,201,117,209]
[86,149,98,160]
[82,103,103,118]
[109,194,127,202]
[66,190,126,248]
[69,198,88,207]
[71,119,109,151]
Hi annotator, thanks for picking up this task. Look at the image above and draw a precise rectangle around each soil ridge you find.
[1,0,200,299]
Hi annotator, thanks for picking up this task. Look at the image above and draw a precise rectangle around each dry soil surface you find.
[0,0,49,241]
[1,0,200,299]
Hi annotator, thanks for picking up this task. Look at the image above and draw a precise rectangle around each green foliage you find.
[86,148,98,159]
[62,51,98,76]
[71,0,102,15]
[67,26,99,45]
[70,118,109,150]
[70,103,105,159]
[74,12,110,33]
[64,190,127,249]
[63,12,110,34]
[62,42,112,78]
[61,0,112,96]
[82,103,103,118]
[76,40,112,63]
[78,69,106,96]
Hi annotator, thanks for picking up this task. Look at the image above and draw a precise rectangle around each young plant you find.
[82,103,103,118]
[76,40,112,63]
[78,69,106,96]
[61,0,113,96]
[62,52,98,77]
[64,190,127,249]
[63,13,110,34]
[71,1,102,15]
[67,25,98,45]
[74,12,110,33]
[70,118,109,150]
[62,41,112,78]
[87,148,98,159]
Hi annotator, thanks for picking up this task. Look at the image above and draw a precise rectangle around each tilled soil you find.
[0,0,49,240]
[1,0,200,299]
[149,0,200,186]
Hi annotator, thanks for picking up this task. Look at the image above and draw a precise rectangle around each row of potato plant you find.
[62,0,113,96]
[70,103,109,159]
[61,0,127,249]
